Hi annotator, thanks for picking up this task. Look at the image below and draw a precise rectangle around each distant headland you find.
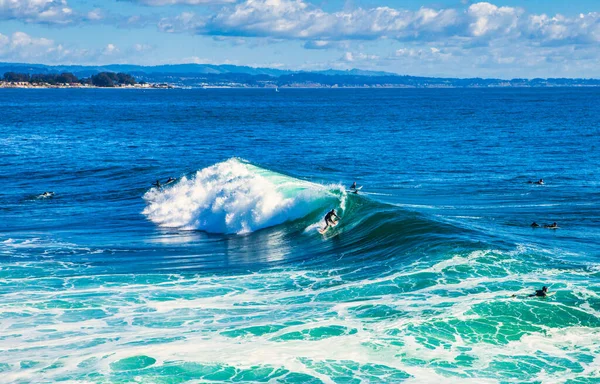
[1,62,599,89]
[0,70,170,89]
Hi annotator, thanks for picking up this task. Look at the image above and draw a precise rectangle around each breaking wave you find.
[142,158,346,234]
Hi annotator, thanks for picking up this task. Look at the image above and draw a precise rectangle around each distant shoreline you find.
[3,63,600,89]
[0,82,172,89]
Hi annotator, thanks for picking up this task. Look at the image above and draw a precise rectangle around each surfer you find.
[531,222,540,228]
[350,182,357,190]
[39,191,54,198]
[165,177,176,184]
[153,180,161,189]
[349,181,360,194]
[322,209,340,232]
[534,179,544,185]
[529,286,548,297]
[544,222,558,229]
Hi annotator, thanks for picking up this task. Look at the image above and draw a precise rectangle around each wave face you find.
[143,159,345,234]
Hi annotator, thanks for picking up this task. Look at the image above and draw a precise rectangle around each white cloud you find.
[0,33,9,47]
[160,0,461,40]
[467,2,522,37]
[0,33,160,64]
[0,0,75,24]
[165,56,238,65]
[10,31,54,48]
[158,11,200,33]
[525,12,600,44]
[87,8,103,21]
[303,40,333,49]
[133,43,152,52]
[341,51,379,63]
[131,0,234,5]
[103,43,119,55]
[0,31,83,62]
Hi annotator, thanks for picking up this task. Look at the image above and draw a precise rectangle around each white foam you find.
[142,159,345,234]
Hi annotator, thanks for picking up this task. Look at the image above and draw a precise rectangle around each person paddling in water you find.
[322,209,340,232]
[529,286,548,297]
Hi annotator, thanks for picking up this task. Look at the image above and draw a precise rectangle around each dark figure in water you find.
[322,209,340,231]
[529,286,548,297]
[40,191,54,198]
[350,182,357,190]
[534,178,544,185]
[544,222,558,229]
[166,177,176,184]
[153,180,161,189]
[531,222,540,228]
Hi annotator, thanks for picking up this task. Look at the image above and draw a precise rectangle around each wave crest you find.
[142,159,345,234]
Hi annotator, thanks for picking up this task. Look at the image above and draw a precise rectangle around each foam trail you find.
[143,158,345,234]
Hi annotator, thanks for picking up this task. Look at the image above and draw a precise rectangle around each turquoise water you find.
[1,88,600,383]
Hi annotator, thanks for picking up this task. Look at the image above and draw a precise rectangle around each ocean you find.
[1,88,599,383]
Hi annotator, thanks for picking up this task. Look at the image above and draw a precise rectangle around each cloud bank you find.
[0,0,74,24]
[156,0,600,48]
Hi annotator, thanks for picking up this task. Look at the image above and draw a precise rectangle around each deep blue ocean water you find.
[1,88,600,383]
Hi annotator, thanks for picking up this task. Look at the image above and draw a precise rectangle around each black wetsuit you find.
[529,287,548,297]
[324,211,339,226]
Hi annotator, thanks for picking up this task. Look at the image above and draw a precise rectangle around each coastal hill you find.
[1,62,599,88]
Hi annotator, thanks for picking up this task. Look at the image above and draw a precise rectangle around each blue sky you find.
[1,0,600,78]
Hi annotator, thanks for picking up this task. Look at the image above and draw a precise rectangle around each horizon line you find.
[2,61,600,81]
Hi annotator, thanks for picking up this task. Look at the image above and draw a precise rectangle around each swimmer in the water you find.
[534,178,544,185]
[152,180,161,189]
[544,222,558,229]
[531,222,540,228]
[165,177,176,184]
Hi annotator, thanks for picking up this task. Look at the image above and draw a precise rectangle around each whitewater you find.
[142,159,347,234]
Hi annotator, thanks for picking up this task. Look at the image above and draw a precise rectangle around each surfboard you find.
[348,186,363,193]
[532,291,556,298]
[512,291,556,299]
[318,220,338,234]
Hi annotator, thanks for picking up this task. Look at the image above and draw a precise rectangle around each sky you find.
[1,0,600,78]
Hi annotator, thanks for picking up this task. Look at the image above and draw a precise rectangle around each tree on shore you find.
[90,72,136,87]
[29,72,78,85]
[3,72,30,82]
[57,73,78,84]
[117,73,136,85]
[91,73,115,87]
